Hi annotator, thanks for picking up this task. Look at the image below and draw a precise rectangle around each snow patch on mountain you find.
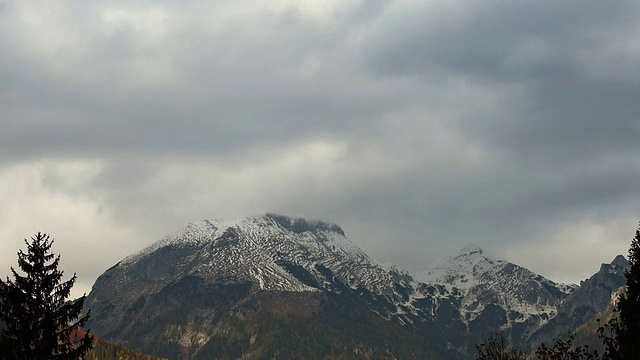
[115,214,396,295]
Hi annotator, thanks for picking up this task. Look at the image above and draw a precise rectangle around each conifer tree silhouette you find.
[600,222,640,359]
[0,232,93,360]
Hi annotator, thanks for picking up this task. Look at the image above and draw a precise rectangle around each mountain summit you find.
[416,244,576,346]
[418,244,508,288]
[86,214,426,359]
[114,214,392,294]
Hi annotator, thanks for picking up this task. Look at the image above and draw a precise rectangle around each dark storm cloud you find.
[1,0,639,295]
[362,1,639,79]
[359,0,640,161]
[347,0,640,254]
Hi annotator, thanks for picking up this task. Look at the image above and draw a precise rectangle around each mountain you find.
[572,285,624,352]
[415,245,577,348]
[84,214,622,359]
[85,214,445,359]
[525,255,629,351]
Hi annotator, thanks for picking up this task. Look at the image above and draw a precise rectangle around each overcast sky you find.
[1,0,639,298]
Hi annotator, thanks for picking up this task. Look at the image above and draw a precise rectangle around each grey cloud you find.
[0,1,413,164]
[1,0,639,290]
[357,0,640,161]
[360,1,639,81]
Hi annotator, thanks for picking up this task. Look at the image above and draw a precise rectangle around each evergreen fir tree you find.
[0,232,93,360]
[600,222,640,359]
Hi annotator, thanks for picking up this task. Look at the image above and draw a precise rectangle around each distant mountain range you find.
[84,214,628,359]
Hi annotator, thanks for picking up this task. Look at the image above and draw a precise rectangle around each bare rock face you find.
[526,255,629,351]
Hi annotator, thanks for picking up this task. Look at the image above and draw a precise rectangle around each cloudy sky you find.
[1,0,639,298]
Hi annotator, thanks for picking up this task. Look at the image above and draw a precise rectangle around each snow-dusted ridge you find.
[116,214,393,294]
[120,219,237,266]
[118,218,576,314]
[87,214,618,357]
[412,243,577,327]
[79,212,638,360]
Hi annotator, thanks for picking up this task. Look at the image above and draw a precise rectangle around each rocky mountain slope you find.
[416,245,577,348]
[525,255,629,351]
[84,214,625,359]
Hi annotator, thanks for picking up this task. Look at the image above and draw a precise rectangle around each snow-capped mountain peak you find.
[450,243,500,261]
[120,219,235,266]
[457,243,487,256]
[414,243,575,333]
[112,214,396,296]
[417,244,506,289]
[85,216,620,359]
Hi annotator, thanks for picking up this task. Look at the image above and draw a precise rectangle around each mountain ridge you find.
[85,214,625,359]
[525,254,629,351]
